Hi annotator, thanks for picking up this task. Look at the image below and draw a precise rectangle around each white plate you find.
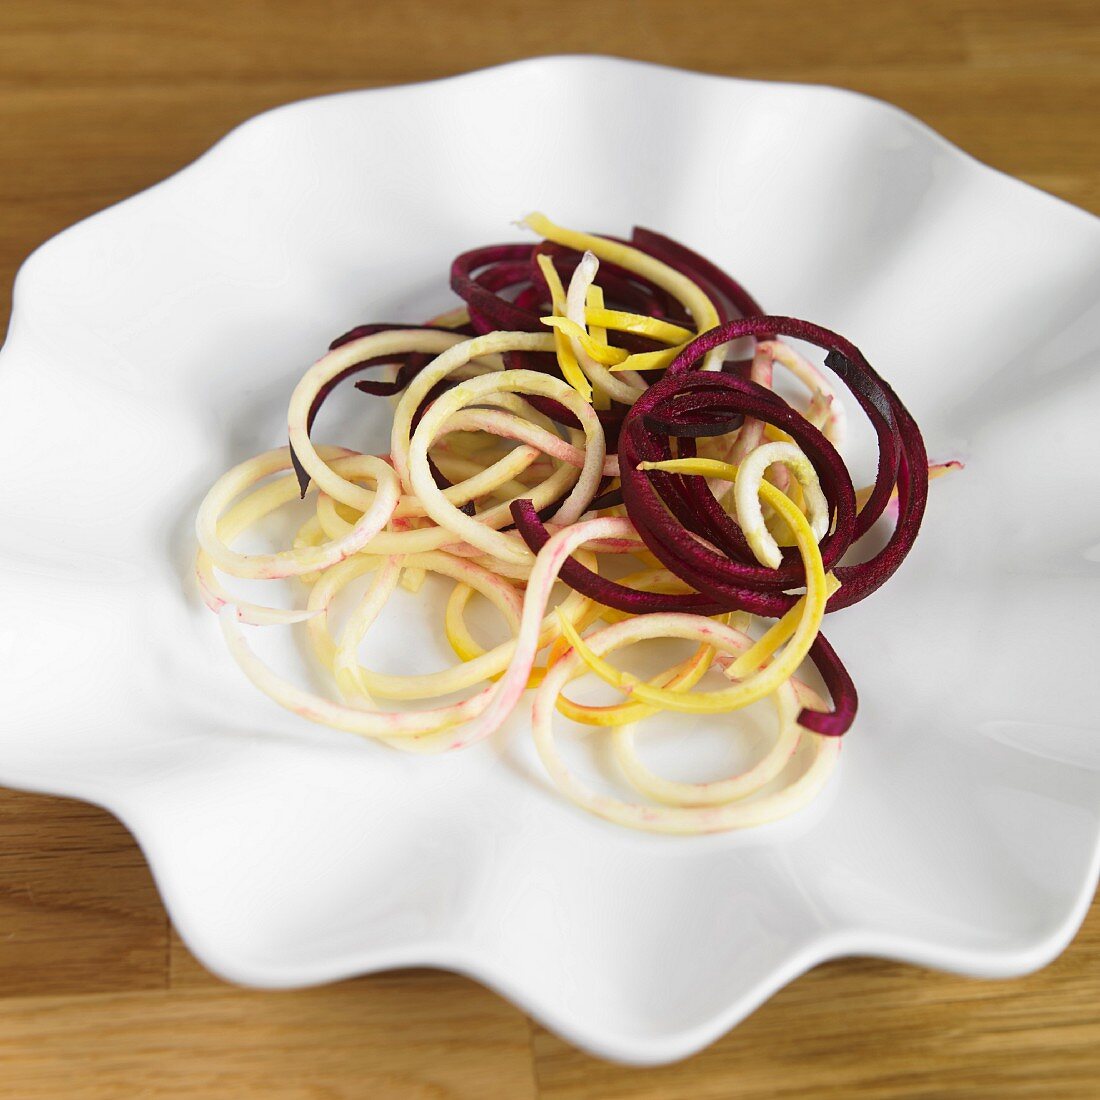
[2,56,1099,1066]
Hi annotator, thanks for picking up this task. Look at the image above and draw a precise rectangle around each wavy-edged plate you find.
[2,56,1099,1065]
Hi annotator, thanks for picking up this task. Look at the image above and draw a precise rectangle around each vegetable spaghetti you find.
[195,215,954,833]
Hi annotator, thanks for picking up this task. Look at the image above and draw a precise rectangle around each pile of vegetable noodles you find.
[196,214,955,834]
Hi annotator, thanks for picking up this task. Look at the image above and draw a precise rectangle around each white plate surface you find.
[2,56,1100,1065]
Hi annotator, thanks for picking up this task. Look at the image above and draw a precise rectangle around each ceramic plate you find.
[2,56,1099,1065]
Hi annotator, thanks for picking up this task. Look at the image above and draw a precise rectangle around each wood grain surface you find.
[1,2,1098,1096]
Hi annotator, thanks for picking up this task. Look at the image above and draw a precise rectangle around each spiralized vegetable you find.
[195,214,954,833]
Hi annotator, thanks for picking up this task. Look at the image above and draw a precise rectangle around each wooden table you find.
[1,2,1098,1096]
